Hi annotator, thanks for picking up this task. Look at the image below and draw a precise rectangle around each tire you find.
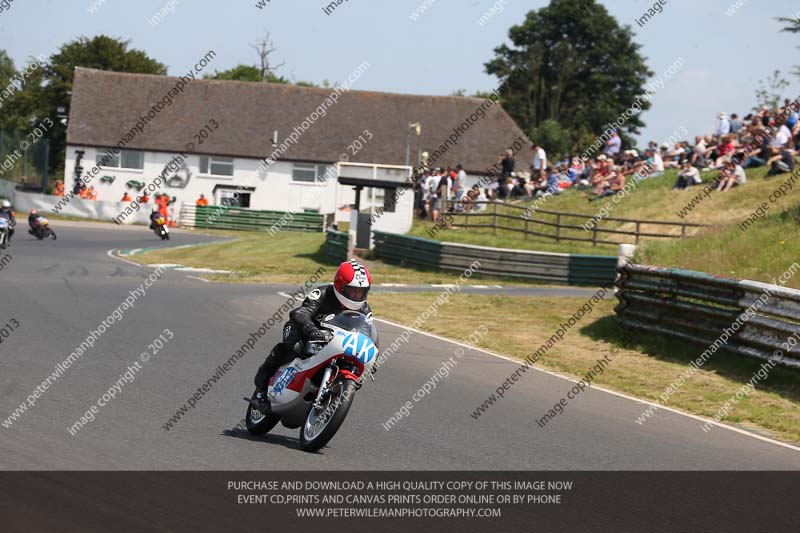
[49,231,56,240]
[165,232,170,240]
[245,388,281,436]
[300,377,357,452]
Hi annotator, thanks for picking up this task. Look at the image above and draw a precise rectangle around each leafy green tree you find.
[531,119,572,158]
[207,65,263,82]
[778,15,800,77]
[40,35,166,172]
[485,0,652,150]
[0,50,21,131]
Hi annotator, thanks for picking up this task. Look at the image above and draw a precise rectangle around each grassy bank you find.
[369,292,800,444]
[411,166,800,287]
[135,230,559,286]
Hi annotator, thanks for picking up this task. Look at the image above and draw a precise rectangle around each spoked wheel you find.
[245,388,281,436]
[300,377,356,452]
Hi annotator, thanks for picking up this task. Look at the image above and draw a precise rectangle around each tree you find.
[754,69,790,110]
[39,35,166,172]
[485,0,652,150]
[207,65,264,82]
[531,119,572,158]
[250,32,286,82]
[778,15,800,77]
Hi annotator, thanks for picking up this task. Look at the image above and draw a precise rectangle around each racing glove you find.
[303,324,330,342]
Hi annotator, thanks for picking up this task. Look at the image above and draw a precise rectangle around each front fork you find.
[312,363,339,410]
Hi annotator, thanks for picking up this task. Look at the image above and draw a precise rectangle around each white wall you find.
[63,146,343,214]
[63,146,414,231]
[13,190,152,225]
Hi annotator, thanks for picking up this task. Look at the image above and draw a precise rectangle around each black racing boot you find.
[254,344,285,391]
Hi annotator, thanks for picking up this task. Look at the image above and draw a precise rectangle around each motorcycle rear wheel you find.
[245,388,281,436]
[300,377,356,452]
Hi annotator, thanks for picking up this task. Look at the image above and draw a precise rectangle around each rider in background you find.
[27,209,39,232]
[149,209,161,230]
[253,260,373,401]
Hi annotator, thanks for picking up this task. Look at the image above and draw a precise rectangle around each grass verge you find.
[133,230,568,286]
[369,292,800,444]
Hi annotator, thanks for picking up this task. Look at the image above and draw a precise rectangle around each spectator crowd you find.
[412,97,800,221]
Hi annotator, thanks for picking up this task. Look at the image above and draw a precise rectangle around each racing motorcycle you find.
[244,310,379,452]
[29,216,56,240]
[0,217,10,249]
[153,216,170,240]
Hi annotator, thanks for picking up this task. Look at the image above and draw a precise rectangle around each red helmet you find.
[334,260,371,310]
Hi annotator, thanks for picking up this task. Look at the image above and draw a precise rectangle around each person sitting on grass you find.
[590,156,613,197]
[766,148,795,177]
[742,130,771,169]
[713,135,739,168]
[673,161,701,190]
[591,168,625,201]
[716,160,746,192]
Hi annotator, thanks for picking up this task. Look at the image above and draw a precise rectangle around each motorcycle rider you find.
[149,209,161,230]
[253,260,373,404]
[27,209,40,232]
[0,200,16,240]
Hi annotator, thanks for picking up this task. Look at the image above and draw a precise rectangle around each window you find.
[97,149,144,170]
[200,156,234,176]
[292,164,333,183]
[219,190,250,207]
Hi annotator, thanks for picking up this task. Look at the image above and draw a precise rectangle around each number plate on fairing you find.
[341,332,377,364]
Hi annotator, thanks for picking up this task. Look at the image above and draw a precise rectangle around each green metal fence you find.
[324,229,349,264]
[180,204,324,233]
[372,230,618,285]
[616,263,800,369]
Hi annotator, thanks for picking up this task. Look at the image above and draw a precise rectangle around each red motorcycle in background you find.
[29,216,57,240]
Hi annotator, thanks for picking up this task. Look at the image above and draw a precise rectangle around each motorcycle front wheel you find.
[245,388,281,436]
[300,377,356,452]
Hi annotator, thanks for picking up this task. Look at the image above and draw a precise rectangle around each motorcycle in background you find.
[0,218,10,249]
[29,216,57,240]
[153,216,170,240]
[244,310,379,452]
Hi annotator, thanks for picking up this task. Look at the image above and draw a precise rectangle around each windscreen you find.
[322,311,379,346]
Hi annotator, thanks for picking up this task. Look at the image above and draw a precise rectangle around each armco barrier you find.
[615,263,800,369]
[372,230,617,285]
[180,203,323,233]
[324,228,349,264]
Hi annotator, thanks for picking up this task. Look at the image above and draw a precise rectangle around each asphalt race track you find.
[0,222,798,470]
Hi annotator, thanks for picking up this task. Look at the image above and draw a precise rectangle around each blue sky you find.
[2,0,799,147]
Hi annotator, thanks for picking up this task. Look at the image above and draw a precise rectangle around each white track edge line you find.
[370,315,800,454]
[106,249,145,268]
